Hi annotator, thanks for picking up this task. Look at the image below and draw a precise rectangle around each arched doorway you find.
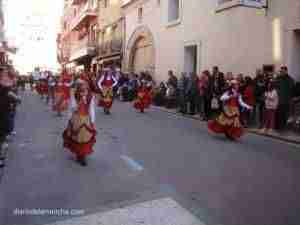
[131,36,153,73]
[126,26,155,75]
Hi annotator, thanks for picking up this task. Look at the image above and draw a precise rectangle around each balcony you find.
[71,1,97,31]
[70,36,97,61]
[288,3,300,30]
[69,0,82,5]
[99,38,122,57]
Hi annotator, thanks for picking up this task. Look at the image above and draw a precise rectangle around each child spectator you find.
[261,80,278,134]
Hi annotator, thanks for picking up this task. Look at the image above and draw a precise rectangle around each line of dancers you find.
[34,68,252,167]
[34,67,153,166]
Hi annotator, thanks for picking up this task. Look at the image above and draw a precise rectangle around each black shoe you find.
[77,157,87,167]
[80,158,87,167]
[0,160,5,168]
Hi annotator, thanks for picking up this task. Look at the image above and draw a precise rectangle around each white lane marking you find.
[120,155,144,171]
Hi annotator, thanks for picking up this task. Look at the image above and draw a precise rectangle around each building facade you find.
[95,0,124,70]
[122,0,300,82]
[58,0,98,72]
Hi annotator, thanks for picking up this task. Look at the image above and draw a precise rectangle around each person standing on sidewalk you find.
[186,72,199,115]
[276,66,295,131]
[7,68,21,139]
[242,76,255,128]
[254,69,266,128]
[0,68,21,168]
[177,72,188,114]
[63,78,96,167]
[167,70,178,91]
[198,70,210,120]
[260,80,279,134]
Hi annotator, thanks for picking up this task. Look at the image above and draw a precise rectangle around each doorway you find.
[289,30,300,80]
[184,45,198,74]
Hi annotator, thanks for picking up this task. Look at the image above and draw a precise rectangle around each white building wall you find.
[123,0,300,82]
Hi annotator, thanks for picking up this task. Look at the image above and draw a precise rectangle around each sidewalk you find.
[151,105,300,145]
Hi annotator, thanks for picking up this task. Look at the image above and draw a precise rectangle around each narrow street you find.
[1,91,300,225]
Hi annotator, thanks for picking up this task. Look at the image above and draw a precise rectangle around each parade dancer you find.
[63,78,96,167]
[62,70,73,106]
[97,68,118,114]
[134,79,152,113]
[46,72,56,105]
[35,78,42,96]
[40,72,48,100]
[53,71,72,117]
[208,80,252,141]
[53,76,67,116]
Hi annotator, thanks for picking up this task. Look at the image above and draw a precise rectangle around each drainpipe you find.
[122,16,126,72]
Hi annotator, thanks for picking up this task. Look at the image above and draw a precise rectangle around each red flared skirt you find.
[63,125,96,157]
[208,120,243,140]
[98,99,113,109]
[134,92,151,111]
[53,92,69,112]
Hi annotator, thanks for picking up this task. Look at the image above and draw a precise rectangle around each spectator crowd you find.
[116,65,296,134]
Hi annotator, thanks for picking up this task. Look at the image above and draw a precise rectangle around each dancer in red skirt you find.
[53,76,67,116]
[134,80,152,113]
[63,78,96,166]
[208,80,252,140]
[40,71,49,100]
[96,68,118,114]
[53,71,72,116]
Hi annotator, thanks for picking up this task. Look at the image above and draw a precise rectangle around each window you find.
[104,0,109,8]
[218,0,235,4]
[138,7,143,23]
[90,24,97,42]
[168,0,180,23]
[216,0,266,12]
[91,0,98,9]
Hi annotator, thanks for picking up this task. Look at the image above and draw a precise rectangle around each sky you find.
[4,0,63,74]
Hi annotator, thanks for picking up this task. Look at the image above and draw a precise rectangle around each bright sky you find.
[4,0,63,74]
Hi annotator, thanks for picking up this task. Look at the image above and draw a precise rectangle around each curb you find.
[151,105,300,145]
[247,129,300,145]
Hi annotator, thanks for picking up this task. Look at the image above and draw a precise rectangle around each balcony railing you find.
[289,3,300,30]
[99,38,122,57]
[70,35,97,61]
[71,1,97,31]
[69,0,82,5]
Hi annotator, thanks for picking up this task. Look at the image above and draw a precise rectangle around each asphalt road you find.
[1,91,300,225]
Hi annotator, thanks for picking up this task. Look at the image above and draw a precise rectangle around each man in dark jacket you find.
[177,72,188,114]
[0,68,21,168]
[186,72,199,115]
[167,70,178,89]
[276,66,295,130]
[254,69,266,128]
